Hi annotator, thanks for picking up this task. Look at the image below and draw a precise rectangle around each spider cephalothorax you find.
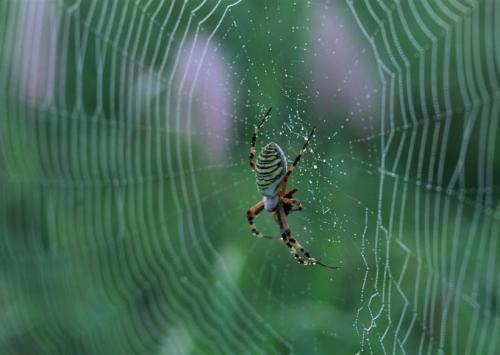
[246,107,337,269]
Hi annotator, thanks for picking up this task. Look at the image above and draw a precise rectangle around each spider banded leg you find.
[246,201,279,240]
[282,197,303,216]
[282,197,303,212]
[284,188,298,198]
[246,201,264,237]
[276,205,312,266]
[277,205,338,269]
[288,235,339,269]
[281,127,316,190]
[249,107,272,172]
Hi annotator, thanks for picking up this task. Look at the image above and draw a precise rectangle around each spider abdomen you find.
[255,143,287,197]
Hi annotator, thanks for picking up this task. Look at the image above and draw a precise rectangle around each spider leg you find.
[288,236,339,269]
[277,205,338,269]
[282,197,303,212]
[282,197,303,216]
[249,107,272,172]
[246,200,280,240]
[284,188,298,198]
[281,127,316,191]
[276,205,313,266]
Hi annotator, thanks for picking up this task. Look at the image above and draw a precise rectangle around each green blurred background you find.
[1,0,499,354]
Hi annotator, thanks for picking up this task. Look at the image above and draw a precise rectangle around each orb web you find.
[0,1,498,354]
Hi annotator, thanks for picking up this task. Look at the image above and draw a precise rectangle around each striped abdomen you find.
[255,143,287,197]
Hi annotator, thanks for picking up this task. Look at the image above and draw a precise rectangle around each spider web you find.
[0,0,499,354]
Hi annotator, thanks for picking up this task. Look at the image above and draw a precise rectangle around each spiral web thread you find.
[350,1,500,354]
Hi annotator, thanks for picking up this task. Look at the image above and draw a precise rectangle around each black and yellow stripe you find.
[255,143,287,196]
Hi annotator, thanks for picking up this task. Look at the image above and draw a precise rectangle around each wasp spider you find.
[246,108,338,269]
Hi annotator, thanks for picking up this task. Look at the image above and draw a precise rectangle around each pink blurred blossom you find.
[13,0,58,108]
[310,3,379,130]
[176,35,233,163]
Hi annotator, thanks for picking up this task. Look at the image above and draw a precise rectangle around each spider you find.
[246,107,338,269]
